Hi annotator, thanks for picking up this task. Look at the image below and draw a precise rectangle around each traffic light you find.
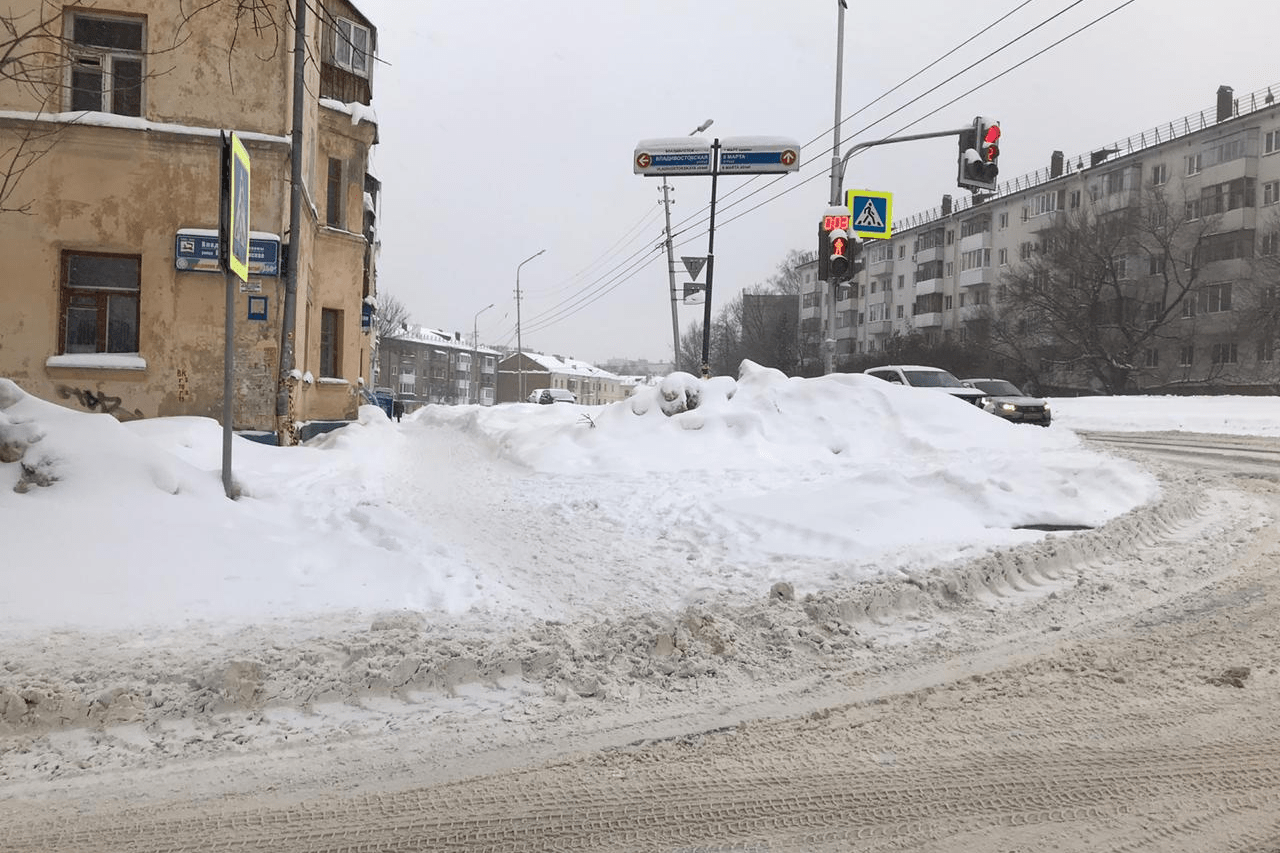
[818,212,849,282]
[958,116,1000,192]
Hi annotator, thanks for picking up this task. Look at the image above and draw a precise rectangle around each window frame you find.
[334,17,371,78]
[320,308,343,378]
[66,11,146,117]
[59,250,142,355]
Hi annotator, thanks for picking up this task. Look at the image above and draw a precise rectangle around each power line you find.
[516,0,1135,339]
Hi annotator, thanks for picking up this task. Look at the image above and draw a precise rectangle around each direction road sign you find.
[846,189,893,238]
[634,138,713,176]
[717,136,801,175]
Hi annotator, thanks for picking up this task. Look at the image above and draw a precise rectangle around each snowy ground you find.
[1,368,1278,806]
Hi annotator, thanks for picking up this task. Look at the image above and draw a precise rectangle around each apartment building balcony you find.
[958,266,994,289]
[915,278,945,296]
[958,231,991,253]
[958,304,990,322]
[913,245,945,264]
[1212,207,1257,234]
[868,257,894,275]
[913,312,943,328]
[865,319,893,336]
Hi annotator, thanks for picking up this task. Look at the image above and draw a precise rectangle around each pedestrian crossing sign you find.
[846,189,893,239]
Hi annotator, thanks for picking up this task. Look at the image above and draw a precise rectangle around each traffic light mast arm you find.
[831,126,973,197]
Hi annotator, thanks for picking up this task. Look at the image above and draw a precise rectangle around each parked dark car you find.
[962,378,1052,426]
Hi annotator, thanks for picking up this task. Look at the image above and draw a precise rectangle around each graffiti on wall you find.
[55,385,144,421]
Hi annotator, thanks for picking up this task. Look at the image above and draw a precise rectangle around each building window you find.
[897,275,904,289]
[1151,163,1168,186]
[1069,190,1081,210]
[1178,345,1194,367]
[997,248,1008,266]
[1259,338,1275,363]
[1211,342,1238,365]
[60,251,140,354]
[998,212,1008,229]
[1262,232,1280,256]
[1266,130,1280,155]
[1201,178,1256,215]
[68,12,145,116]
[1264,181,1280,206]
[1143,348,1159,368]
[896,304,903,319]
[334,17,371,78]
[320,308,342,377]
[1199,282,1233,314]
[326,158,343,227]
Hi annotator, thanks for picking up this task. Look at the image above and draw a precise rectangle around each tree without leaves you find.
[374,291,410,341]
[1,0,284,215]
[990,184,1229,394]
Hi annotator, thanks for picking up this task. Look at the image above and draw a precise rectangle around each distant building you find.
[375,327,498,410]
[497,352,627,404]
[802,80,1280,393]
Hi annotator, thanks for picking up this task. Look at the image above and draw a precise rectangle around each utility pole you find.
[275,0,307,443]
[660,178,680,367]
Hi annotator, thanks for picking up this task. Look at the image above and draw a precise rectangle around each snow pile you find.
[2,364,1158,641]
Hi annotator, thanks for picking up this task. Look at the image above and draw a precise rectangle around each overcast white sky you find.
[357,0,1280,366]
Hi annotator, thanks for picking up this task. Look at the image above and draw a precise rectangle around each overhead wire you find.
[516,0,1134,338]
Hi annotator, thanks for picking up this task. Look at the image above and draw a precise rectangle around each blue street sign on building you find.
[175,230,281,276]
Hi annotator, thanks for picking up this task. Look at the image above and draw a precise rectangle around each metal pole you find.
[472,302,493,404]
[223,268,234,497]
[515,248,545,402]
[275,0,307,444]
[825,0,847,376]
[700,138,720,378]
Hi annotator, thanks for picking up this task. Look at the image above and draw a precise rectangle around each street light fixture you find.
[515,248,546,402]
[471,302,494,404]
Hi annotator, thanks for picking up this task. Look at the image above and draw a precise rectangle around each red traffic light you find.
[831,236,847,256]
[983,125,1000,145]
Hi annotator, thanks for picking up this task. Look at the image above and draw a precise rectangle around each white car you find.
[527,388,577,404]
[862,365,989,408]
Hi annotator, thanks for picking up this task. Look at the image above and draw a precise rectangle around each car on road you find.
[528,388,577,404]
[862,365,989,408]
[961,378,1052,426]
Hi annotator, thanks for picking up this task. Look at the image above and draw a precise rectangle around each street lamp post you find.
[515,248,546,402]
[471,302,494,404]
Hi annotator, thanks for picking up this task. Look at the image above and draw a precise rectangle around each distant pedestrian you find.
[392,400,404,422]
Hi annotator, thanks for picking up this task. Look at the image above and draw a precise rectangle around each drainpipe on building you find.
[276,0,307,446]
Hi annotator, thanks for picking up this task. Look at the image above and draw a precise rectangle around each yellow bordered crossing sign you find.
[846,189,893,239]
[228,133,251,282]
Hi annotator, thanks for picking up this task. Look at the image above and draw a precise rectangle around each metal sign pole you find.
[700,138,720,379]
[219,132,234,499]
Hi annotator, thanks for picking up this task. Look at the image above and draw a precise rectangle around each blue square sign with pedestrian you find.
[846,189,893,239]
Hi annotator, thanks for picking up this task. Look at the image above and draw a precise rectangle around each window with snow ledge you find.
[68,12,145,117]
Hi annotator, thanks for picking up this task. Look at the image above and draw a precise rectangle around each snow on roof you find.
[522,351,623,381]
[392,325,498,355]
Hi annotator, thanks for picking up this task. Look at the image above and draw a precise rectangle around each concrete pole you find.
[472,302,493,404]
[661,178,680,368]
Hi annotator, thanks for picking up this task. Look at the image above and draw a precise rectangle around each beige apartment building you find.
[0,0,379,436]
[804,81,1280,394]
